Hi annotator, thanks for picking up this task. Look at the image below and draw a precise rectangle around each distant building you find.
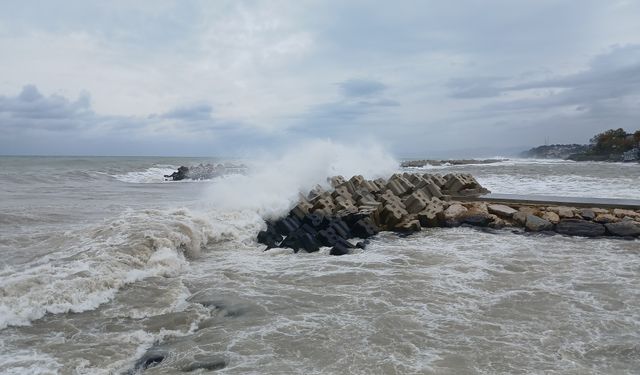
[623,147,640,162]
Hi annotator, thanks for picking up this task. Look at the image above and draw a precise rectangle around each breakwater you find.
[257,173,640,255]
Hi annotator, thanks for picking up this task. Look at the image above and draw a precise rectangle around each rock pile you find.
[257,172,490,255]
[257,173,640,255]
[164,163,245,181]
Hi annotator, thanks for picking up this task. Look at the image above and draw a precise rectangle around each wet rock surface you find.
[605,221,640,237]
[556,219,606,237]
[525,215,554,232]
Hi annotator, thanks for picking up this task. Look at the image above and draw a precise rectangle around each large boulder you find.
[443,203,468,220]
[555,219,605,237]
[578,209,596,221]
[605,221,640,237]
[513,211,528,226]
[395,219,421,233]
[487,204,517,218]
[459,211,494,227]
[613,209,640,219]
[594,213,619,224]
[547,206,575,219]
[541,211,560,224]
[525,215,553,232]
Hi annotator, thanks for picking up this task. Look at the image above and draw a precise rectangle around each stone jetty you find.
[257,173,640,255]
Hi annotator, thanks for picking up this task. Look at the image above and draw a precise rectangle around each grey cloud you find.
[287,77,399,136]
[453,45,640,114]
[311,1,611,64]
[309,99,399,121]
[507,46,640,95]
[339,79,386,97]
[447,76,505,99]
[0,86,223,135]
[0,85,290,156]
[0,85,256,152]
[432,45,640,151]
[0,85,92,129]
[159,103,213,121]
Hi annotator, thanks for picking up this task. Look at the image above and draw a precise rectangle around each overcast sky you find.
[1,0,639,157]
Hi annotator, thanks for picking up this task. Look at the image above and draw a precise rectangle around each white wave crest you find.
[112,166,179,183]
[0,207,263,330]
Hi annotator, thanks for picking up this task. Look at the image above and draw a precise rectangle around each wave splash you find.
[204,139,399,217]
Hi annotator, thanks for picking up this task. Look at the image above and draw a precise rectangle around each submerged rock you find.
[127,348,168,374]
[182,355,227,372]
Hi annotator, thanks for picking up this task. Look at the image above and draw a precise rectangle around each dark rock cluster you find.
[257,172,490,255]
[164,163,245,181]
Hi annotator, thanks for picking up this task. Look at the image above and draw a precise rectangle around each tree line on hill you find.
[521,128,640,161]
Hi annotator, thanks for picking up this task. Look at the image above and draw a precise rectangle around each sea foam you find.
[0,207,261,329]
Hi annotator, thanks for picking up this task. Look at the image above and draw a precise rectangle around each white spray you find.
[203,139,399,218]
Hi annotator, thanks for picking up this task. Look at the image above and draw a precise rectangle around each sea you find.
[1,142,639,374]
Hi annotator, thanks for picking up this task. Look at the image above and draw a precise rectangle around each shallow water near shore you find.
[1,155,639,374]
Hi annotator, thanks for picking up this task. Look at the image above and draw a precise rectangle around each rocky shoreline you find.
[257,173,640,255]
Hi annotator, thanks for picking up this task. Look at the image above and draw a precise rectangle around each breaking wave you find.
[0,207,263,329]
[112,166,179,184]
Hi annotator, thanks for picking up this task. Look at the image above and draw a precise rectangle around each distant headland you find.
[522,128,640,162]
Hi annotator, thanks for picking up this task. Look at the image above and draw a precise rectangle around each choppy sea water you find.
[1,152,639,374]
